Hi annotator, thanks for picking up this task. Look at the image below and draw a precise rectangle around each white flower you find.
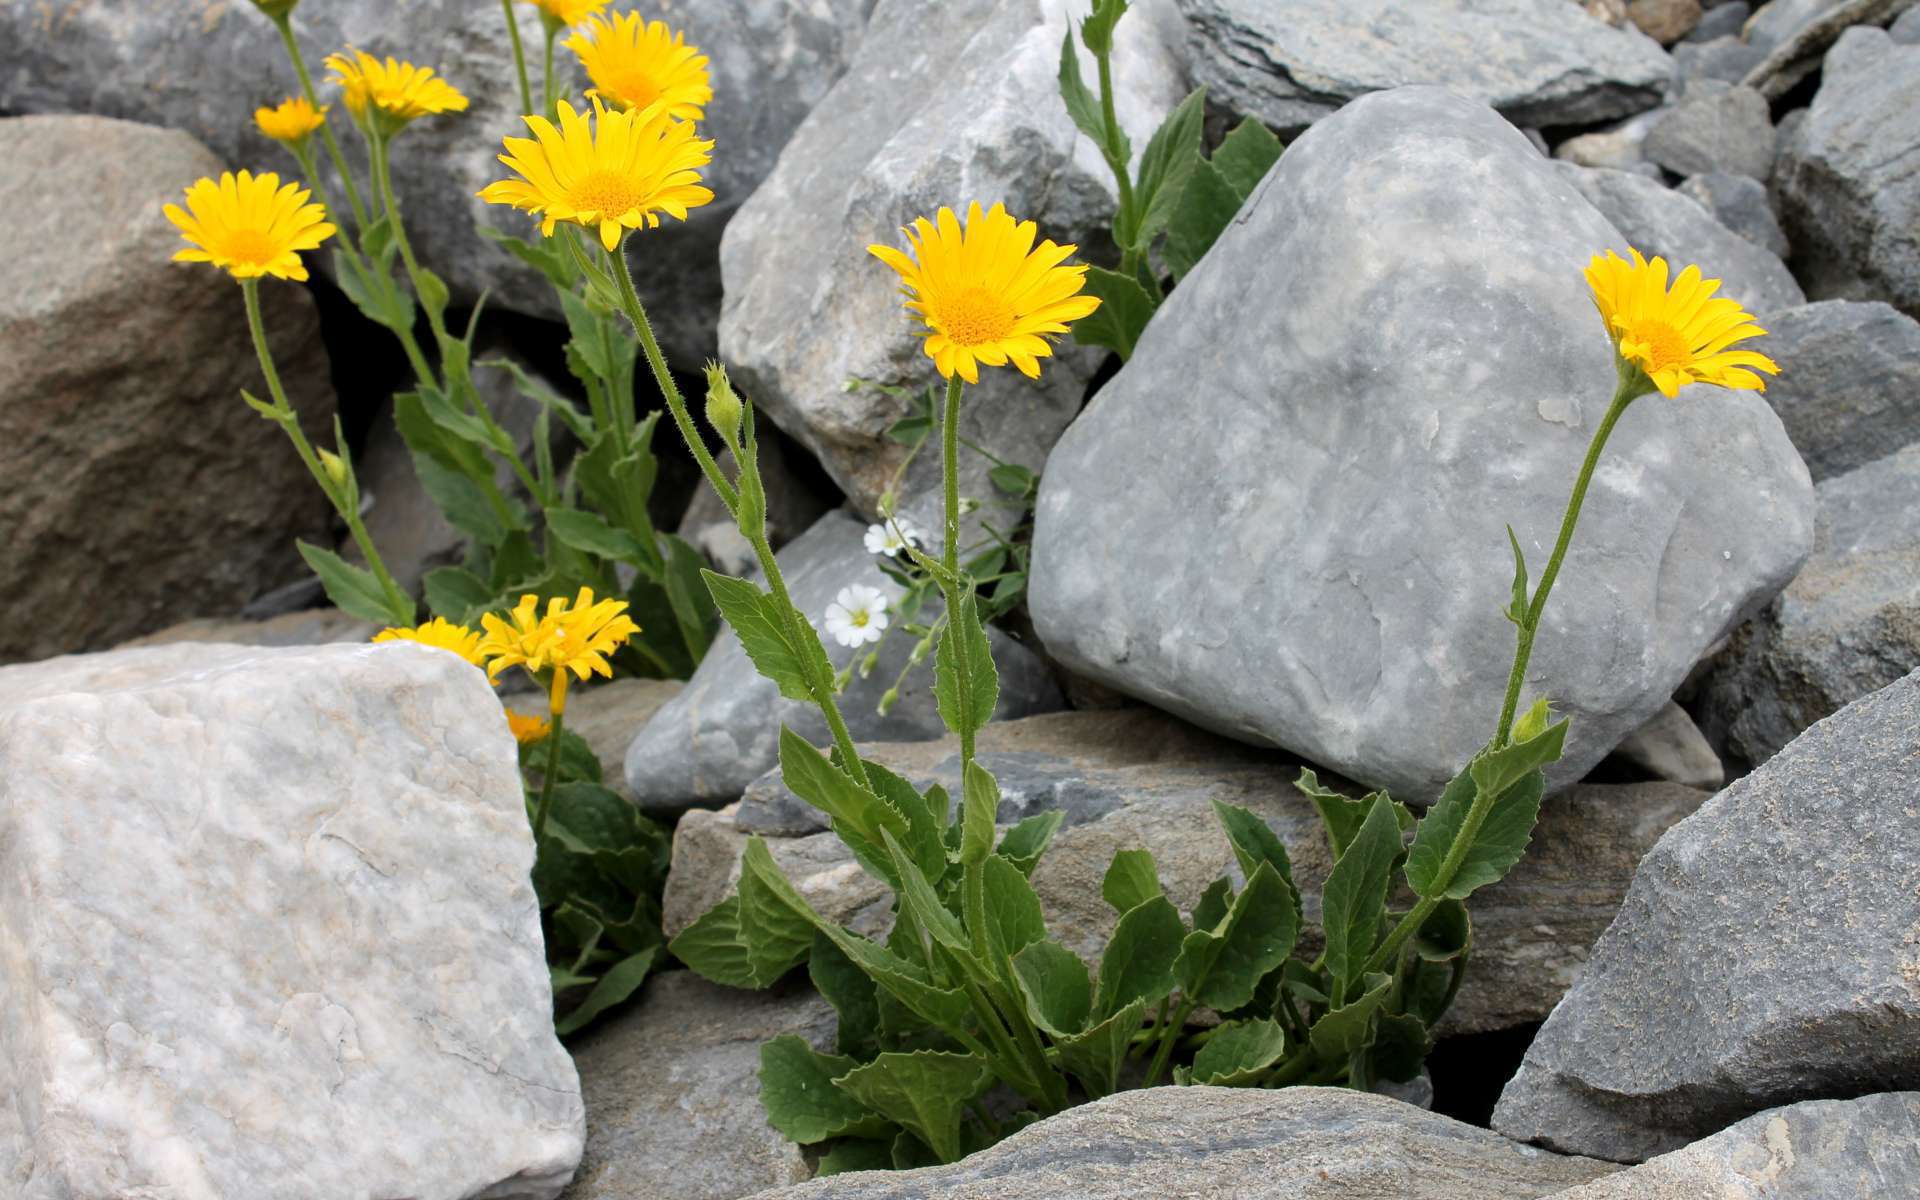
[863,518,923,558]
[824,584,889,648]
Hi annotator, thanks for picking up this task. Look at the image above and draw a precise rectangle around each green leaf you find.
[1371,1011,1432,1084]
[1320,792,1403,994]
[1192,875,1233,934]
[864,760,949,886]
[1174,861,1299,1012]
[1057,30,1109,148]
[831,1051,993,1165]
[883,827,973,963]
[547,506,650,566]
[1308,972,1392,1060]
[297,540,406,625]
[1092,893,1184,1018]
[1404,716,1566,902]
[1211,801,1298,900]
[1011,939,1093,1037]
[554,946,657,1036]
[480,355,594,442]
[667,838,815,989]
[704,570,821,704]
[422,566,493,622]
[982,853,1048,968]
[415,452,518,544]
[810,930,881,1060]
[660,533,718,662]
[815,1139,897,1177]
[1131,87,1206,248]
[1162,159,1244,282]
[781,727,902,846]
[996,810,1064,877]
[1505,525,1531,625]
[759,1034,889,1144]
[1187,1017,1288,1086]
[1102,849,1164,916]
[1294,769,1413,860]
[959,759,999,868]
[1071,266,1157,360]
[1053,998,1146,1098]
[1471,711,1570,800]
[934,591,999,745]
[987,463,1039,500]
[1210,116,1283,198]
[476,222,574,290]
[1080,0,1129,54]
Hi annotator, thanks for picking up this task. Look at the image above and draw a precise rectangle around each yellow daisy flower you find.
[478,587,640,715]
[325,47,469,129]
[478,98,715,251]
[1585,248,1780,399]
[255,96,328,146]
[506,708,554,746]
[565,13,713,121]
[373,617,487,667]
[867,202,1103,384]
[164,170,336,283]
[521,0,609,28]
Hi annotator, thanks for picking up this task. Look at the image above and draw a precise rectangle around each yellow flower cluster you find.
[325,47,470,128]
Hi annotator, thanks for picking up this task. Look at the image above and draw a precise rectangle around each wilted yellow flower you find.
[255,96,328,146]
[506,708,554,746]
[479,98,714,251]
[164,170,336,283]
[565,13,713,121]
[1585,248,1779,399]
[478,587,640,714]
[868,202,1102,384]
[325,48,469,129]
[373,617,487,667]
[521,0,609,27]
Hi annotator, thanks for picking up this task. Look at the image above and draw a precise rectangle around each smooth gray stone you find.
[1747,300,1920,480]
[1028,87,1814,802]
[1695,442,1920,768]
[1675,170,1791,257]
[1553,106,1667,171]
[1493,667,1920,1163]
[1552,162,1805,314]
[1671,33,1771,82]
[0,0,873,362]
[1547,1093,1920,1199]
[741,1087,1618,1199]
[564,973,834,1200]
[716,0,1185,525]
[623,509,1064,812]
[1773,27,1920,319]
[1746,0,1851,50]
[1685,1,1751,40]
[1609,700,1724,788]
[1174,0,1672,134]
[0,642,583,1198]
[1895,4,1920,37]
[1643,80,1775,178]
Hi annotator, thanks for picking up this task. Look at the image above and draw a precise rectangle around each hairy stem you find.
[500,0,535,117]
[530,708,566,842]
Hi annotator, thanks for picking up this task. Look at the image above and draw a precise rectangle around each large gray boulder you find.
[1029,87,1815,802]
[1493,668,1920,1163]
[1674,171,1790,258]
[0,642,583,1198]
[1748,300,1920,480]
[1552,163,1805,315]
[743,1087,1616,1199]
[1773,27,1920,318]
[1694,442,1920,769]
[0,114,334,664]
[1642,80,1774,179]
[1547,1092,1920,1198]
[623,510,1064,812]
[716,0,1186,526]
[0,0,873,361]
[1175,0,1672,134]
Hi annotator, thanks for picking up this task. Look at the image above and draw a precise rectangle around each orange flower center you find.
[568,170,647,218]
[936,286,1016,347]
[221,228,282,268]
[1626,319,1692,373]
[602,70,663,110]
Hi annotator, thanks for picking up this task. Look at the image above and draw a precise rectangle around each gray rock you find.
[530,678,685,802]
[1493,667,1920,1162]
[1643,80,1775,178]
[1028,88,1815,802]
[1895,4,1920,37]
[1553,107,1667,172]
[623,509,1064,812]
[0,0,872,362]
[118,607,378,651]
[1553,162,1805,314]
[1547,1092,1920,1198]
[1773,27,1920,319]
[0,642,583,1197]
[1175,0,1672,135]
[667,708,1710,1036]
[1747,0,1852,50]
[1739,0,1919,101]
[679,439,835,578]
[1609,700,1725,788]
[1674,171,1791,257]
[716,0,1185,526]
[0,114,335,664]
[1685,1,1752,40]
[1670,33,1771,83]
[1695,442,1920,768]
[743,1087,1617,1199]
[564,973,833,1200]
[1747,300,1920,480]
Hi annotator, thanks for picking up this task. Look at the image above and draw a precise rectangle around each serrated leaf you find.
[995,810,1063,877]
[759,1034,889,1144]
[1371,1011,1432,1084]
[1011,939,1092,1037]
[1099,850,1162,917]
[1057,30,1109,148]
[554,946,657,1036]
[1093,893,1184,1018]
[1071,266,1156,360]
[1472,714,1569,800]
[1174,861,1299,1012]
[1054,997,1146,1098]
[660,532,717,661]
[1211,116,1283,197]
[1295,769,1413,860]
[1131,87,1206,248]
[864,760,949,886]
[667,838,815,989]
[705,571,817,702]
[959,759,999,868]
[982,853,1048,971]
[1188,1017,1288,1086]
[1162,159,1244,281]
[1192,875,1233,934]
[810,930,881,1059]
[415,452,518,544]
[547,506,649,565]
[883,826,973,965]
[832,1051,993,1164]
[934,592,999,744]
[782,727,902,846]
[1308,972,1392,1060]
[1080,0,1129,54]
[297,540,406,625]
[1404,718,1565,902]
[422,566,493,621]
[1211,801,1299,903]
[1320,792,1403,994]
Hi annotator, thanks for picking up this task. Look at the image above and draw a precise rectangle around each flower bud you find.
[877,687,900,716]
[703,360,743,447]
[1513,697,1552,743]
[318,448,350,492]
[250,0,301,18]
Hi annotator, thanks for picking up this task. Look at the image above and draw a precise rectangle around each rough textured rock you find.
[1747,300,1920,480]
[0,0,874,362]
[1643,81,1774,179]
[1630,0,1705,43]
[0,114,334,664]
[1547,1092,1920,1198]
[1773,27,1920,317]
[530,678,684,801]
[1029,88,1815,802]
[623,510,1063,812]
[679,439,836,579]
[564,973,833,1200]
[1671,34,1770,83]
[0,642,583,1197]
[1746,0,1852,50]
[744,1087,1616,1199]
[1686,1,1752,40]
[1552,163,1805,314]
[1494,668,1920,1163]
[1175,0,1672,134]
[666,709,1710,1036]
[120,608,378,650]
[1609,700,1725,789]
[717,0,1184,527]
[1553,107,1666,173]
[1694,443,1920,769]
[1674,171,1790,258]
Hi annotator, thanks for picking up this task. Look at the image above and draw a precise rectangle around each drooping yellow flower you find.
[506,708,554,746]
[478,587,640,714]
[565,13,713,121]
[325,47,469,129]
[867,202,1102,384]
[1585,248,1780,399]
[478,98,714,251]
[164,170,336,283]
[255,96,328,146]
[521,0,609,28]
[373,617,488,667]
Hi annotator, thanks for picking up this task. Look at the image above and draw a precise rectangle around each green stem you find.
[941,375,964,579]
[369,132,454,355]
[243,281,413,625]
[530,708,566,842]
[541,23,559,119]
[1144,997,1196,1087]
[501,0,535,117]
[609,247,738,510]
[273,14,371,236]
[1095,48,1136,254]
